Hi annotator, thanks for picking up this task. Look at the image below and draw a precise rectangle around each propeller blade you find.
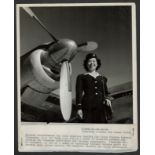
[22,7,58,42]
[22,7,37,18]
[78,41,98,52]
[60,61,72,121]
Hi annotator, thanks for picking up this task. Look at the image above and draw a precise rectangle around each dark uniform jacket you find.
[76,73,110,123]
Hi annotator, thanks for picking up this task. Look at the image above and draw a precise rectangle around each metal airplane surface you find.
[20,7,98,121]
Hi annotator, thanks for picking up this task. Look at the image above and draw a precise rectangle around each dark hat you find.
[85,53,98,60]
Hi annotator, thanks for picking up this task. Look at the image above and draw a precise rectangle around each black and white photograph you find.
[16,3,138,152]
[19,4,135,124]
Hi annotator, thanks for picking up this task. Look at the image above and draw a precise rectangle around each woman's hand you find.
[77,109,83,119]
[105,99,112,107]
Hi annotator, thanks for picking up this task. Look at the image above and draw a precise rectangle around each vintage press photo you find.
[16,3,138,152]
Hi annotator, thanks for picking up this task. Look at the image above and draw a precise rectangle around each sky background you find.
[19,5,133,98]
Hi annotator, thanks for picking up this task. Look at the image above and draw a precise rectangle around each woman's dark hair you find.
[83,53,101,71]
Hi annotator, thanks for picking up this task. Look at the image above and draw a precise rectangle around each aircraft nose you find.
[58,39,77,61]
[60,39,77,52]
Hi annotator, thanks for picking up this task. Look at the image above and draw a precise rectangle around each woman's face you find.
[87,58,98,72]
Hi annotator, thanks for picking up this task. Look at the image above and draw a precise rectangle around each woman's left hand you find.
[105,99,112,107]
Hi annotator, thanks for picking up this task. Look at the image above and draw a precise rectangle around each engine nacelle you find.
[21,49,59,107]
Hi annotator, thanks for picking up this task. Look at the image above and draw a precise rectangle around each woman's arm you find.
[76,74,84,110]
[103,76,112,107]
[103,76,111,100]
[76,75,84,119]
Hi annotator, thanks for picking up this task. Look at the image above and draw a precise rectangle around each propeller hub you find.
[43,39,77,73]
[58,39,77,50]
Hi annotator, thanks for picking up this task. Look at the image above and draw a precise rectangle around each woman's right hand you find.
[77,109,83,119]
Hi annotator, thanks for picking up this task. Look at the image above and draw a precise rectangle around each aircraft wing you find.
[110,89,132,99]
[108,82,133,124]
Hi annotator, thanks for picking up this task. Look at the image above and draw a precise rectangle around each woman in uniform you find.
[76,53,112,123]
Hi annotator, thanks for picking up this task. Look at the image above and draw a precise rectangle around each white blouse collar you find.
[84,72,100,78]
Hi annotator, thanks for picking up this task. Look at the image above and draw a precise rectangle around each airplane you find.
[20,7,98,121]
